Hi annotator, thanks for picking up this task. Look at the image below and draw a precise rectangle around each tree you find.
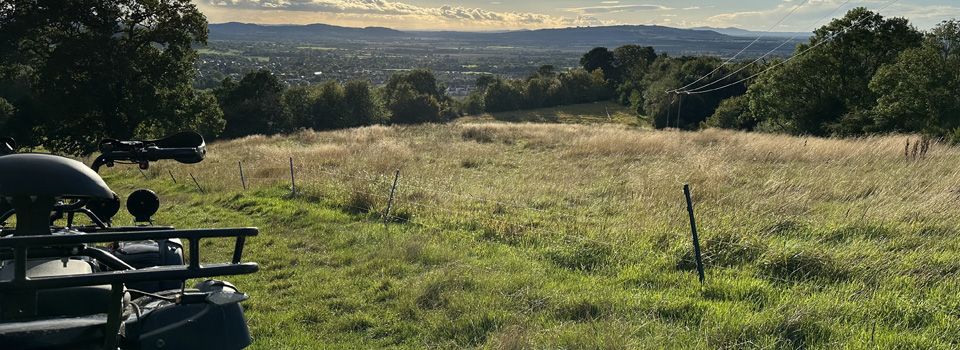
[870,20,960,140]
[530,65,556,80]
[462,91,485,115]
[383,69,451,124]
[613,45,657,105]
[343,79,387,127]
[387,82,442,124]
[0,97,13,129]
[580,47,618,82]
[483,77,522,113]
[746,8,923,136]
[0,0,215,155]
[522,77,555,109]
[475,75,495,95]
[638,56,681,127]
[613,45,656,78]
[702,95,756,130]
[282,86,321,129]
[557,69,608,105]
[215,69,289,138]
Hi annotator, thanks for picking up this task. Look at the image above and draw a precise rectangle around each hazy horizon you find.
[194,0,959,32]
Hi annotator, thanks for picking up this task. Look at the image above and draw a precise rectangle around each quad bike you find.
[0,132,259,349]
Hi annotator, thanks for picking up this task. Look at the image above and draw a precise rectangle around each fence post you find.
[383,170,400,228]
[168,170,177,184]
[289,157,296,197]
[190,173,205,194]
[684,184,705,285]
[239,161,246,190]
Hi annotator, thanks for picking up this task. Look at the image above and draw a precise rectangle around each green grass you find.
[91,123,960,349]
[460,101,642,127]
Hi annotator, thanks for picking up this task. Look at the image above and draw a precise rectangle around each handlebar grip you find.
[143,145,206,164]
[96,131,206,165]
[0,137,15,155]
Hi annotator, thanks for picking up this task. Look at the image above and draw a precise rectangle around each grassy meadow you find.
[95,119,960,349]
[460,101,641,126]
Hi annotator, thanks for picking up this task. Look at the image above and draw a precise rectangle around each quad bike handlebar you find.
[92,131,206,172]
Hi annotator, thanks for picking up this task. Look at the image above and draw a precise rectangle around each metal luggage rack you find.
[0,227,259,291]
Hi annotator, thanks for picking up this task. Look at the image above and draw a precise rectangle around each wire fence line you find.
[155,159,957,300]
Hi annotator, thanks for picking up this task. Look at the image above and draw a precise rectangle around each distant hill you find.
[208,22,802,56]
[208,22,407,41]
[692,26,811,39]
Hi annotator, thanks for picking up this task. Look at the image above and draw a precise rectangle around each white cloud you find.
[703,0,960,30]
[199,0,619,29]
[885,4,960,22]
[561,4,672,15]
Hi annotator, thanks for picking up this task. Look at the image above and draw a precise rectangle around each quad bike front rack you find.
[0,227,259,349]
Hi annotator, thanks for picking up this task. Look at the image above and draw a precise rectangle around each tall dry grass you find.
[147,123,960,247]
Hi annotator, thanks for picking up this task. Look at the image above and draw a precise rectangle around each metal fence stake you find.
[289,157,296,197]
[239,161,246,190]
[190,173,205,194]
[384,170,400,228]
[684,184,705,285]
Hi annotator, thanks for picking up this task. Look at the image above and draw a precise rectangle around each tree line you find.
[596,8,960,141]
[2,2,959,155]
[0,0,624,155]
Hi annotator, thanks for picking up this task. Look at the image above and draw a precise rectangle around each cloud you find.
[703,0,858,29]
[561,4,672,15]
[885,4,960,22]
[200,0,619,29]
[702,0,960,30]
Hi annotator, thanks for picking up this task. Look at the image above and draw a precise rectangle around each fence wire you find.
[154,159,960,323]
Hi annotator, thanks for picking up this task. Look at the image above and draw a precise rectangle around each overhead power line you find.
[681,0,855,94]
[666,0,812,94]
[679,18,866,95]
[674,0,902,96]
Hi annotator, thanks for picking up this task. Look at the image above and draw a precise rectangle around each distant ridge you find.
[691,26,811,39]
[208,22,407,40]
[208,22,803,56]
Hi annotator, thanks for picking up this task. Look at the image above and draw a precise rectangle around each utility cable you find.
[681,0,854,94]
[680,0,901,95]
[666,0,812,94]
[680,15,864,95]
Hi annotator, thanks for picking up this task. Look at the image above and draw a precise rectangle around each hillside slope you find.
[103,124,960,348]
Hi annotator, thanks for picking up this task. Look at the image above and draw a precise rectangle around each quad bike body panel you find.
[0,133,258,350]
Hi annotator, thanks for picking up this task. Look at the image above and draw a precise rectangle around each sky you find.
[194,0,960,32]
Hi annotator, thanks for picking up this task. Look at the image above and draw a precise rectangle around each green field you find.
[461,101,642,126]
[97,108,960,348]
